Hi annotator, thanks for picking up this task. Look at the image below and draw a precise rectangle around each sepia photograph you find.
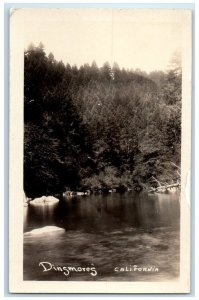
[9,7,192,293]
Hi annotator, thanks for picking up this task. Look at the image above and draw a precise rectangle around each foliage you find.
[24,44,181,197]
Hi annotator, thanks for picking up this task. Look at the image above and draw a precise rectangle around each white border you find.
[2,0,197,299]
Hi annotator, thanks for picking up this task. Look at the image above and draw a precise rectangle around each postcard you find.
[9,8,192,293]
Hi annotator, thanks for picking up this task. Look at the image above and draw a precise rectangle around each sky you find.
[22,8,184,73]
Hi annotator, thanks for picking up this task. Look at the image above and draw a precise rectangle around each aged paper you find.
[9,8,191,293]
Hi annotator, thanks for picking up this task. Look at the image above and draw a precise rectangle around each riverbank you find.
[24,180,181,204]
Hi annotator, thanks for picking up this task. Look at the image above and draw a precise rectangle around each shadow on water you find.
[23,191,180,281]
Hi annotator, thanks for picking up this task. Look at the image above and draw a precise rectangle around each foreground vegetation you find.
[24,43,181,197]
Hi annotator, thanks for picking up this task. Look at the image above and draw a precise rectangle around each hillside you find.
[24,44,181,197]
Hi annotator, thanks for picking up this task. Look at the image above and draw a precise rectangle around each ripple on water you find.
[23,192,180,281]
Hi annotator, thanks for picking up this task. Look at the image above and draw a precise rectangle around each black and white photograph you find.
[9,7,192,293]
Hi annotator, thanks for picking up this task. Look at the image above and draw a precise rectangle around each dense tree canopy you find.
[24,44,181,197]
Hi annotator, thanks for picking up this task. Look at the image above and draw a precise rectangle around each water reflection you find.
[24,202,59,232]
[24,192,180,281]
[23,206,28,228]
[24,192,180,233]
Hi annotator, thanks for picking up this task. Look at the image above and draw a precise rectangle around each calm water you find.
[24,191,180,281]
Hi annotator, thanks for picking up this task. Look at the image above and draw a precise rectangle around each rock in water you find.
[24,226,65,236]
[30,196,59,205]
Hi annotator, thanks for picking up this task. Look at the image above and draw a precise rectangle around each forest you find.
[24,43,181,198]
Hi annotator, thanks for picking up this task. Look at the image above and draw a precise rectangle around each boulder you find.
[30,196,59,205]
[76,192,85,196]
[63,191,74,198]
[24,226,65,235]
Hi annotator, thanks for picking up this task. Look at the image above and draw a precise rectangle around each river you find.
[23,191,180,281]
